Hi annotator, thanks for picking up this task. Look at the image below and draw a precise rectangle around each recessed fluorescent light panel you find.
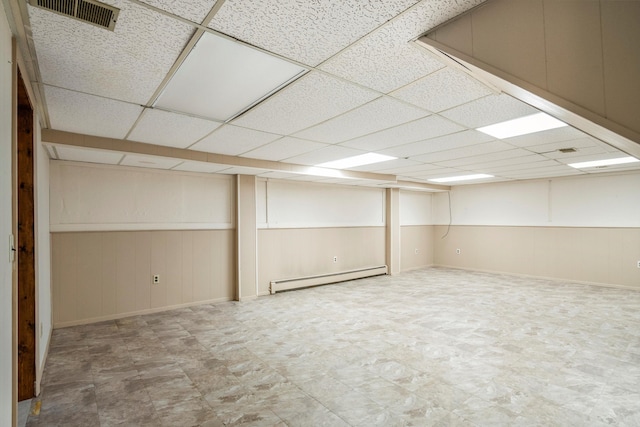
[477,112,567,139]
[317,153,397,169]
[155,32,307,122]
[429,174,494,183]
[568,156,639,169]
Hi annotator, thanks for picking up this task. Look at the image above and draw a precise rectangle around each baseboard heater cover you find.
[269,265,388,294]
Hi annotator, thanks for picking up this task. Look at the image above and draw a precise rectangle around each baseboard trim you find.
[53,297,234,328]
[35,326,52,396]
[432,264,640,292]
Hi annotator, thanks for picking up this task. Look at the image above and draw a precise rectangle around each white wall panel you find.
[50,161,234,231]
[260,180,385,228]
[433,171,640,227]
[550,173,640,227]
[400,191,433,226]
[34,122,51,387]
[0,4,13,424]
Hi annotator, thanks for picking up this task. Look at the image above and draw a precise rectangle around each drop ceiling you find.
[15,0,640,187]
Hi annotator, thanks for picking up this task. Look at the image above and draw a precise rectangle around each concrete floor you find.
[27,267,640,426]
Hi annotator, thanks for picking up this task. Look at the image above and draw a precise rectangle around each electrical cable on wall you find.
[441,190,452,239]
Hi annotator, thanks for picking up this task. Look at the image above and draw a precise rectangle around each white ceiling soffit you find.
[27,0,194,104]
[127,109,221,148]
[44,86,143,139]
[155,31,307,122]
[232,71,379,135]
[208,0,422,67]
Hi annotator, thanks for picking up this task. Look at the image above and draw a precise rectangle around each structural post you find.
[386,188,400,275]
[236,175,257,300]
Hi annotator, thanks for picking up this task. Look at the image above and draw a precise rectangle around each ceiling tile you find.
[554,151,634,165]
[376,162,444,175]
[321,41,446,94]
[435,148,533,168]
[171,161,230,173]
[45,86,143,139]
[232,72,378,135]
[28,0,194,104]
[541,146,610,161]
[480,159,561,174]
[127,109,221,148]
[55,146,124,164]
[209,0,421,66]
[411,141,514,163]
[391,67,493,112]
[241,137,328,162]
[379,130,494,158]
[349,158,423,172]
[138,0,217,24]
[440,94,538,128]
[342,115,464,151]
[406,167,469,179]
[503,125,586,147]
[283,145,366,166]
[120,155,183,169]
[524,137,599,154]
[501,166,583,179]
[319,0,485,92]
[190,125,282,156]
[293,97,428,144]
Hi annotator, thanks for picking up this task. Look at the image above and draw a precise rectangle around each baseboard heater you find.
[269,265,388,295]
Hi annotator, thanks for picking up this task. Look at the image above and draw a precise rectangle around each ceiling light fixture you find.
[477,112,567,139]
[429,174,494,183]
[155,32,307,122]
[568,156,639,169]
[317,153,397,169]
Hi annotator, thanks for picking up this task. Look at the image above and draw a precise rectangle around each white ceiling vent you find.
[28,0,120,31]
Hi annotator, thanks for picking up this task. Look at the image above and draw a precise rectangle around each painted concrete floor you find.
[27,267,640,426]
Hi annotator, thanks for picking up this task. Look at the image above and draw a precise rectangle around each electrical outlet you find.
[333,256,338,263]
[637,260,640,269]
[153,275,160,284]
[415,248,419,255]
[456,248,461,255]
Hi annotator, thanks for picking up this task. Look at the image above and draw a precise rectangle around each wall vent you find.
[558,147,577,153]
[28,0,119,31]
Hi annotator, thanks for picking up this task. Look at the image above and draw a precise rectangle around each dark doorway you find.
[17,68,36,401]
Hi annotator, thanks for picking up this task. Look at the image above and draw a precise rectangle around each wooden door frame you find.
[16,66,36,402]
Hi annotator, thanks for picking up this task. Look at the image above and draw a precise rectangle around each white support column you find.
[236,175,257,300]
[386,188,400,275]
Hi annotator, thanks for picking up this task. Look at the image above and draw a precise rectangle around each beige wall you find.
[257,227,385,295]
[401,225,434,272]
[52,230,235,327]
[434,225,640,289]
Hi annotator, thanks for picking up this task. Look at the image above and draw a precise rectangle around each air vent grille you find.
[558,148,577,153]
[29,0,119,31]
